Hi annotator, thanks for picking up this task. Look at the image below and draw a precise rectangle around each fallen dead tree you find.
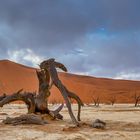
[2,114,48,125]
[0,58,84,126]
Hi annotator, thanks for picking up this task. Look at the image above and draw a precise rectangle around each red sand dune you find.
[0,60,140,103]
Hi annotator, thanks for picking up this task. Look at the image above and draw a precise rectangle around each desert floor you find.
[0,104,140,140]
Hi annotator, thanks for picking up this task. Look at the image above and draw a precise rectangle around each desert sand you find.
[0,104,140,140]
[0,60,140,104]
[0,60,140,140]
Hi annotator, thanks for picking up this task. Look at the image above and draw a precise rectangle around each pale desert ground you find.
[0,104,140,140]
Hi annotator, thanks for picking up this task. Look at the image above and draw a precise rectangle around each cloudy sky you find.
[0,0,140,80]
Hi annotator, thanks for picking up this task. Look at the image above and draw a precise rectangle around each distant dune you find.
[0,60,140,103]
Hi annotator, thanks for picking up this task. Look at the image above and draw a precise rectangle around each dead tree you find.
[0,58,83,126]
[40,58,84,125]
[91,96,100,107]
[50,99,57,105]
[109,96,116,106]
[133,92,140,107]
[3,114,48,125]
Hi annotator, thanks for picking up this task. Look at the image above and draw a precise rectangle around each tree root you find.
[49,103,64,120]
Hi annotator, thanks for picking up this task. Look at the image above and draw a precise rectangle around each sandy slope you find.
[0,60,140,103]
[0,104,140,140]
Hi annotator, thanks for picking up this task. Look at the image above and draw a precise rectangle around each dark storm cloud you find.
[0,0,140,79]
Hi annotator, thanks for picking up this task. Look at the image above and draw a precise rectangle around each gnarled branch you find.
[40,58,83,126]
[0,89,36,113]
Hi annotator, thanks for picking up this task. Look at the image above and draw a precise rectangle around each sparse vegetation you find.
[91,96,100,107]
[108,96,116,106]
[133,91,140,107]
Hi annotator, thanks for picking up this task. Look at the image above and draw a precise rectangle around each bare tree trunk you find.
[40,59,84,126]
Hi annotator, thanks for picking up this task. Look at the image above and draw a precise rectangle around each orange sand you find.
[0,60,140,103]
